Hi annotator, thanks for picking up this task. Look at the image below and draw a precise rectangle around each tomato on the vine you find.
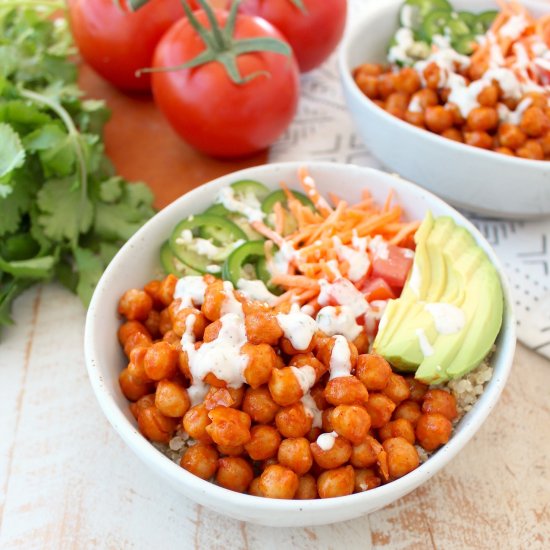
[150,2,300,158]
[68,0,184,91]
[239,0,347,72]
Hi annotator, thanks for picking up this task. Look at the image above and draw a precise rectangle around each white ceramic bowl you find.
[339,0,550,219]
[85,162,516,527]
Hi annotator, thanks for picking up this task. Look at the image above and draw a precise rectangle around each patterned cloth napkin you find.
[268,0,550,358]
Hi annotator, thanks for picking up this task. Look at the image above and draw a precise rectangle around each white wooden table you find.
[1,283,549,549]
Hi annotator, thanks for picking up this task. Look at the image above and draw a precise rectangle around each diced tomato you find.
[371,245,414,289]
[361,278,396,302]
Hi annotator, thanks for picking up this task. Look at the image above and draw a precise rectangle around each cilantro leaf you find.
[0,122,25,179]
[74,247,105,306]
[36,178,93,245]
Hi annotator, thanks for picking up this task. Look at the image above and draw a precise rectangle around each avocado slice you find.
[373,213,503,384]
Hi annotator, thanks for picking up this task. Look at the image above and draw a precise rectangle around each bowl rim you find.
[337,0,550,169]
[85,161,516,515]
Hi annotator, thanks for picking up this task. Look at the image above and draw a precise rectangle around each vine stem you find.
[20,89,88,218]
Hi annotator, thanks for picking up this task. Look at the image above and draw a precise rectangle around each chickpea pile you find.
[354,63,550,160]
[117,274,458,499]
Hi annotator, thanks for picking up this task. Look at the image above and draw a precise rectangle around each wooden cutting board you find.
[78,64,268,209]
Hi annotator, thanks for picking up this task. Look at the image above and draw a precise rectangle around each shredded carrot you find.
[273,201,285,236]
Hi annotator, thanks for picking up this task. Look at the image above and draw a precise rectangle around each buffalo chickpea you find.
[118,289,153,321]
[289,353,327,381]
[144,310,161,339]
[206,407,251,447]
[143,341,178,380]
[382,373,411,405]
[119,368,150,401]
[268,366,305,406]
[248,477,264,497]
[183,404,212,443]
[180,443,219,480]
[244,425,281,461]
[405,110,425,128]
[423,62,441,90]
[393,399,422,426]
[411,88,439,110]
[477,84,499,107]
[155,380,190,418]
[277,437,313,475]
[217,444,245,456]
[275,403,313,438]
[355,353,391,391]
[242,343,277,389]
[520,106,549,137]
[379,418,415,445]
[129,393,155,420]
[445,103,465,126]
[280,334,316,355]
[245,311,283,345]
[355,63,383,77]
[295,474,318,499]
[464,130,493,149]
[162,330,180,346]
[143,279,163,308]
[310,384,329,410]
[330,405,371,445]
[383,437,420,479]
[394,67,421,95]
[353,332,370,355]
[539,132,550,155]
[157,274,178,307]
[216,457,253,493]
[204,387,235,410]
[322,407,335,433]
[350,435,382,468]
[467,106,499,132]
[259,464,299,499]
[158,308,172,335]
[416,412,452,451]
[495,146,514,156]
[406,377,428,402]
[123,330,152,356]
[441,128,463,142]
[317,465,355,499]
[242,386,279,424]
[356,73,379,99]
[128,346,150,381]
[118,320,150,346]
[378,72,397,100]
[517,140,544,160]
[365,393,396,428]
[310,436,352,469]
[498,123,527,150]
[137,405,177,443]
[201,280,226,321]
[425,106,454,134]
[324,376,368,406]
[172,307,207,339]
[422,389,458,421]
[354,468,382,493]
[316,337,358,371]
[386,92,410,119]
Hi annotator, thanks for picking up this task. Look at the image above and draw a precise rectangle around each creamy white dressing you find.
[388,27,416,65]
[271,241,296,275]
[408,94,423,113]
[206,264,221,274]
[290,365,317,395]
[408,262,422,297]
[316,306,362,342]
[173,276,207,309]
[352,230,368,254]
[177,228,245,261]
[276,304,317,350]
[368,235,389,260]
[500,14,528,40]
[182,312,249,406]
[316,431,338,451]
[216,187,264,223]
[301,172,333,213]
[220,280,244,317]
[329,335,352,380]
[425,302,466,334]
[301,392,323,428]
[416,327,434,357]
[400,4,416,29]
[318,278,369,318]
[236,279,278,305]
[332,236,370,282]
[326,259,343,279]
[301,304,315,316]
[498,97,532,125]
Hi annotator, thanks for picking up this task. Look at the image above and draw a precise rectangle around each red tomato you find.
[151,10,300,158]
[68,0,184,91]
[362,278,396,302]
[239,0,347,72]
[371,246,414,289]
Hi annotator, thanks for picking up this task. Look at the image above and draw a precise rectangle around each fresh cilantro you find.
[0,6,156,337]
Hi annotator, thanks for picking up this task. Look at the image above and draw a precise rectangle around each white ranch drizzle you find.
[425,302,466,334]
[332,236,370,282]
[318,278,369,318]
[416,328,434,357]
[276,304,317,351]
[316,431,338,451]
[237,279,278,306]
[316,306,362,342]
[220,280,244,317]
[173,276,207,309]
[290,365,317,395]
[216,186,264,223]
[301,392,323,429]
[329,335,352,380]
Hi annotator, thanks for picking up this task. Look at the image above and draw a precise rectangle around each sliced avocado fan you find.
[373,212,503,384]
